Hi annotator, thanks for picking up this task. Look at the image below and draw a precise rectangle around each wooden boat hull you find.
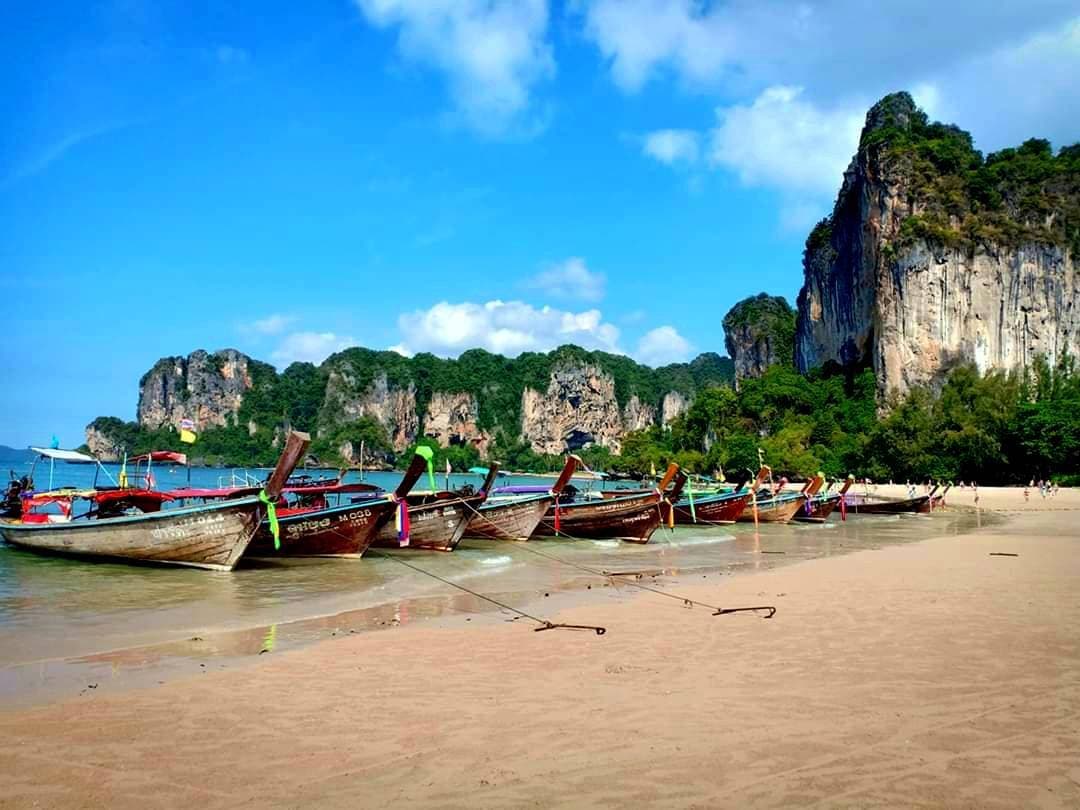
[847,495,931,515]
[794,494,840,523]
[372,495,483,552]
[247,497,397,557]
[671,491,750,525]
[531,492,663,543]
[0,497,262,571]
[466,494,553,541]
[737,495,806,523]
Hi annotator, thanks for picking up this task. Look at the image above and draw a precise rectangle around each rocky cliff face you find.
[796,92,1079,395]
[84,425,123,462]
[137,349,254,430]
[320,370,419,452]
[661,391,688,425]
[423,391,491,457]
[520,364,625,455]
[104,345,735,462]
[722,294,796,383]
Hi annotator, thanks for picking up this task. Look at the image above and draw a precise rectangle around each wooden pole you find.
[263,431,311,500]
[550,455,579,495]
[394,451,429,498]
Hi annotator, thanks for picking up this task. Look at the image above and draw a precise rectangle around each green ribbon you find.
[258,489,280,550]
[416,445,436,491]
[687,483,696,524]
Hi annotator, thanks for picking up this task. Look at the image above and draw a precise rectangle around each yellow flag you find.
[180,429,197,444]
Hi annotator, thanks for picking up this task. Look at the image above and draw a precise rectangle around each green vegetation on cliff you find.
[859,92,1080,255]
[89,344,735,468]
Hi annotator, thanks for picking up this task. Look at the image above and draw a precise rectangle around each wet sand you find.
[1,502,1078,808]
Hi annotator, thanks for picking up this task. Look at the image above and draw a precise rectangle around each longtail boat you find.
[465,457,577,540]
[371,464,500,552]
[736,467,807,523]
[243,454,428,557]
[845,484,938,514]
[527,463,684,543]
[0,433,310,571]
[795,476,853,523]
[669,469,761,526]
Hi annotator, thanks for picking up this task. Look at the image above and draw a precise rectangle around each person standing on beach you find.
[973,482,979,507]
[1024,483,1030,502]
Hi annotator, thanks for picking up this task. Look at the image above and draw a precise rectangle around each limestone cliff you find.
[137,349,255,430]
[423,391,491,457]
[84,424,123,462]
[796,92,1079,395]
[95,345,736,463]
[722,294,796,383]
[520,364,625,454]
[320,369,419,452]
[661,391,688,425]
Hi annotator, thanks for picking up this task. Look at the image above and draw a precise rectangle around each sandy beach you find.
[1,494,1078,809]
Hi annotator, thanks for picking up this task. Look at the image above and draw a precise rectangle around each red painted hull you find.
[247,498,397,556]
[671,491,751,525]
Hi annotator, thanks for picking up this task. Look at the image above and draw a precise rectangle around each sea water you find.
[0,459,996,706]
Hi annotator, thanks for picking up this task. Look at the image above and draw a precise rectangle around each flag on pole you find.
[179,418,197,444]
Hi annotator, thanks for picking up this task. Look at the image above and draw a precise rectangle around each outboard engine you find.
[1,472,33,518]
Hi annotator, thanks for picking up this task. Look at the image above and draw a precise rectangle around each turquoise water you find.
[0,459,996,706]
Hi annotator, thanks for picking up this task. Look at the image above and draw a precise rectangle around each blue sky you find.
[2,0,1078,447]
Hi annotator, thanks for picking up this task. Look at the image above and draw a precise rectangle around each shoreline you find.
[1,508,998,709]
[2,503,1079,807]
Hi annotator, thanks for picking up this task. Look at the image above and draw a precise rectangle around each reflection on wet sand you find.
[0,510,996,707]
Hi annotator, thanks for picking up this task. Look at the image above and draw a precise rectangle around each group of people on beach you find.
[1022,479,1059,501]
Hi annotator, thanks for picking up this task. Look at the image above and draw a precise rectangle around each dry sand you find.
[1,497,1079,809]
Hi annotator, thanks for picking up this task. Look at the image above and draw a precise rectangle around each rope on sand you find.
[462,501,776,620]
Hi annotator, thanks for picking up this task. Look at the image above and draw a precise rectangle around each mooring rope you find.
[462,501,776,619]
[367,549,606,635]
[289,517,606,636]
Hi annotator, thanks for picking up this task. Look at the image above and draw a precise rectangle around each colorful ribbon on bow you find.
[258,489,281,550]
[415,445,436,491]
[394,497,411,546]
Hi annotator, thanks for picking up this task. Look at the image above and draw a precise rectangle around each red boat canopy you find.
[129,451,188,465]
[169,486,260,500]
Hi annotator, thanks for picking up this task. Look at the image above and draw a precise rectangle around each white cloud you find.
[395,300,622,357]
[636,326,692,366]
[642,129,700,165]
[578,2,1080,151]
[525,257,605,302]
[355,0,554,136]
[271,332,357,366]
[248,314,296,336]
[709,86,863,195]
[578,0,732,92]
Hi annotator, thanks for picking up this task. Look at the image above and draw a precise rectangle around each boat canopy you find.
[129,451,188,465]
[468,466,489,475]
[30,447,96,463]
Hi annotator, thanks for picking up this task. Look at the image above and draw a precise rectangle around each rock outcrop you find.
[796,92,1079,396]
[320,370,418,452]
[520,364,624,454]
[661,391,689,425]
[722,294,796,383]
[84,424,123,462]
[137,349,254,430]
[103,345,737,463]
[423,391,491,456]
[622,395,657,433]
